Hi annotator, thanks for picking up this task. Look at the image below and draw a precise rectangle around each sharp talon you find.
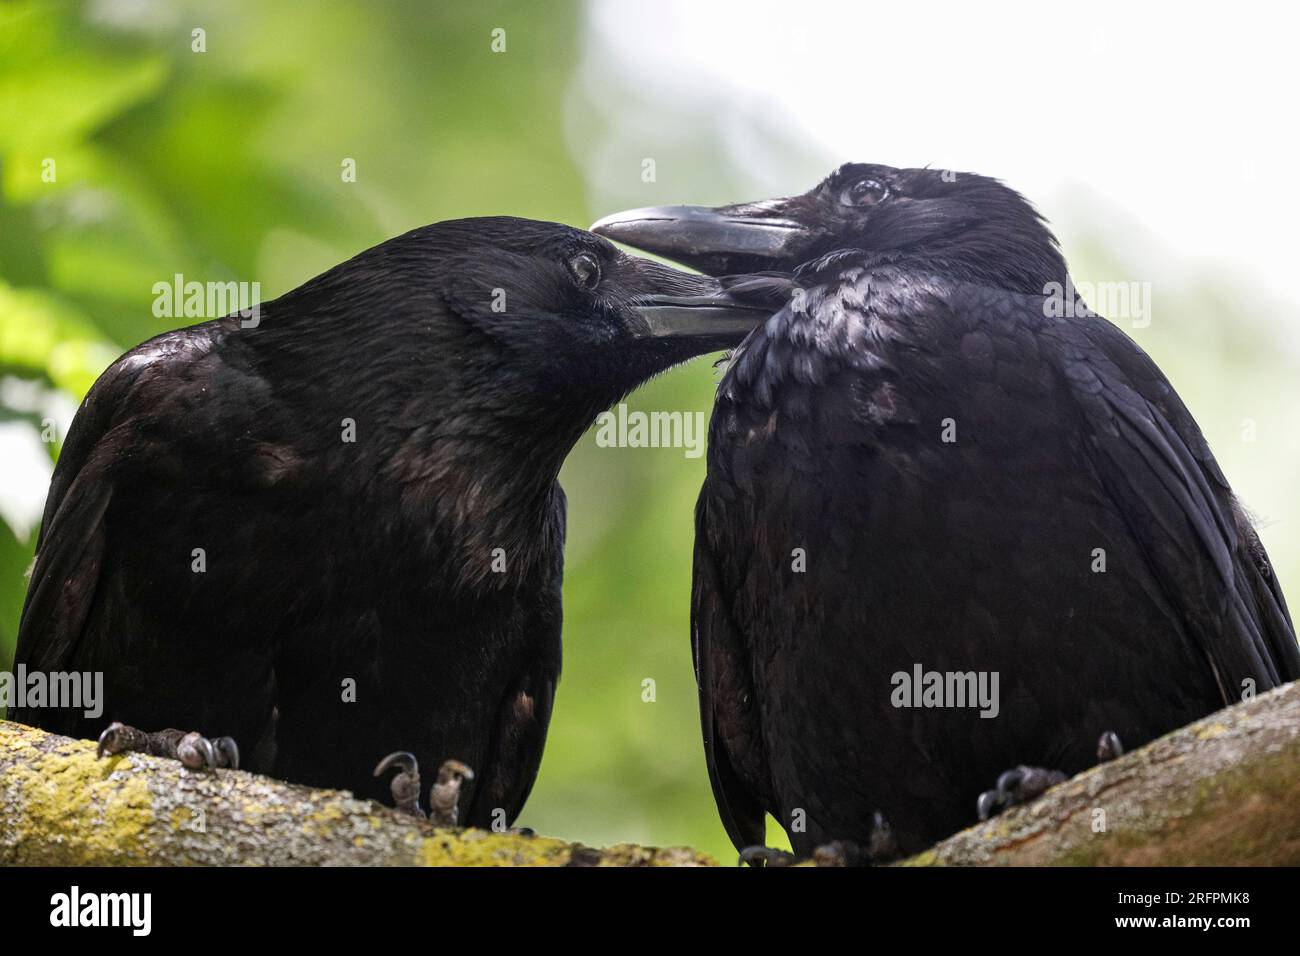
[375,751,424,817]
[177,732,215,770]
[981,764,1066,820]
[96,721,125,759]
[428,759,475,827]
[436,759,474,782]
[995,767,1023,795]
[1097,730,1124,762]
[977,788,1001,821]
[213,737,241,770]
[374,751,418,777]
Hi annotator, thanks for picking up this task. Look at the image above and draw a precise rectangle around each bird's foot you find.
[373,752,475,826]
[96,720,240,771]
[738,845,798,867]
[740,810,898,867]
[976,765,1067,821]
[373,751,425,817]
[428,758,475,826]
[812,812,900,866]
[977,732,1124,821]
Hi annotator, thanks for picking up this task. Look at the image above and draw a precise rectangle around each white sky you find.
[581,0,1300,316]
[569,0,1300,587]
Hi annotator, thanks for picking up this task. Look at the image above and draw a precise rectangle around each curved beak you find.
[593,203,806,276]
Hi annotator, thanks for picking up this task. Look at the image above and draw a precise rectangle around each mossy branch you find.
[1,680,1296,866]
[904,680,1300,866]
[0,720,714,866]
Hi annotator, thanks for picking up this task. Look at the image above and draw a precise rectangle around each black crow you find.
[595,165,1300,859]
[10,217,765,826]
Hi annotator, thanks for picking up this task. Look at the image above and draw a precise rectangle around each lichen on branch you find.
[0,720,714,866]
[2,679,1297,866]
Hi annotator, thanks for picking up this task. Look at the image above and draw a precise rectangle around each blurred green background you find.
[2,0,1296,863]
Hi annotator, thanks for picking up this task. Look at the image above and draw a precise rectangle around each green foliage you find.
[0,0,750,861]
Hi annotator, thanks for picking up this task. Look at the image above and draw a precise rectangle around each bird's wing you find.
[691,487,769,853]
[11,327,279,734]
[10,342,165,727]
[465,488,565,828]
[1050,307,1299,696]
[13,460,114,723]
[468,660,557,828]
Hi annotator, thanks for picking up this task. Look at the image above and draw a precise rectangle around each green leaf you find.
[0,279,116,397]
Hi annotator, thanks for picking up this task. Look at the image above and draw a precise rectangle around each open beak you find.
[593,203,807,277]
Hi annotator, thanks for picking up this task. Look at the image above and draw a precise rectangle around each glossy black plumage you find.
[11,217,762,825]
[597,166,1300,854]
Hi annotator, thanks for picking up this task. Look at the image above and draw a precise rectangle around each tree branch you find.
[905,680,1300,866]
[2,679,1296,866]
[0,720,714,866]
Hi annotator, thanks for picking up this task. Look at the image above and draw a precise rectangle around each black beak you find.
[628,261,770,344]
[593,203,808,277]
[633,290,768,340]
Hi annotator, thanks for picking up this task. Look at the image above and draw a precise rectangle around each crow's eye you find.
[839,178,888,207]
[568,252,602,289]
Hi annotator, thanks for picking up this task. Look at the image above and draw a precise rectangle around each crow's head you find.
[259,217,766,426]
[242,217,767,530]
[592,164,1067,295]
[418,217,766,387]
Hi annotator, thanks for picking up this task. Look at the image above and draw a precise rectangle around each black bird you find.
[595,165,1300,858]
[11,217,764,826]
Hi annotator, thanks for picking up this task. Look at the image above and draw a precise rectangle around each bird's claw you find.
[976,787,999,822]
[373,752,475,825]
[810,811,897,866]
[977,765,1068,821]
[176,732,216,770]
[738,845,797,867]
[428,759,474,827]
[175,733,240,770]
[96,721,239,771]
[212,736,240,770]
[96,721,130,759]
[374,750,424,817]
